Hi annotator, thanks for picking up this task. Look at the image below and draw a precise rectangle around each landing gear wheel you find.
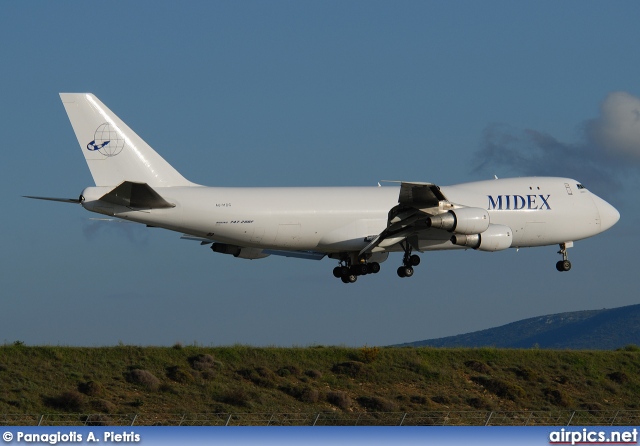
[397,266,414,278]
[333,266,342,278]
[399,241,419,278]
[340,274,357,283]
[403,266,414,277]
[556,243,572,272]
[368,262,381,274]
[351,264,369,276]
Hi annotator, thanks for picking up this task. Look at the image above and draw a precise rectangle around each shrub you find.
[299,387,320,404]
[510,367,537,382]
[326,391,351,410]
[607,371,629,384]
[356,395,397,412]
[331,361,366,378]
[410,395,428,405]
[305,369,323,379]
[124,369,160,390]
[159,383,179,394]
[200,369,216,380]
[618,345,640,352]
[471,376,525,401]
[236,367,276,388]
[555,375,570,384]
[279,384,319,403]
[360,346,380,364]
[78,381,103,397]
[221,387,252,407]
[166,366,194,384]
[431,395,450,405]
[189,354,220,371]
[465,360,492,374]
[129,398,144,408]
[467,397,493,410]
[277,365,302,377]
[90,399,116,413]
[544,388,572,407]
[581,402,603,413]
[44,391,85,411]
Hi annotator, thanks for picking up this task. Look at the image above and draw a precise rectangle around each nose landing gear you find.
[556,242,572,272]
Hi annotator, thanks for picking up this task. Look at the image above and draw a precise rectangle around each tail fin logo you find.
[86,123,125,157]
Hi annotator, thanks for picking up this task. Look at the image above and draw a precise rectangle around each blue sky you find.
[1,1,639,347]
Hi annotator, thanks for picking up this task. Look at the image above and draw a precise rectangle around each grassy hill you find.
[397,304,640,349]
[2,343,640,424]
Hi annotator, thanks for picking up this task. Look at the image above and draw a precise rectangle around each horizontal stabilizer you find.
[23,196,81,204]
[100,181,175,209]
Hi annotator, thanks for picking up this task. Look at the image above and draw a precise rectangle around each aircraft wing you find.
[180,235,326,260]
[359,182,448,255]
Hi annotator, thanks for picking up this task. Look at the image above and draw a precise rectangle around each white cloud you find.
[472,91,640,196]
[588,91,640,159]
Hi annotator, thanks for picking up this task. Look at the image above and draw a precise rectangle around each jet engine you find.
[211,243,270,259]
[450,224,512,252]
[426,208,490,235]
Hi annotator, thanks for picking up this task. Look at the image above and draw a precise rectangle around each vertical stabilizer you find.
[60,93,194,187]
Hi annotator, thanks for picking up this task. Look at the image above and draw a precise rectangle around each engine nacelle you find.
[211,243,270,259]
[426,207,490,235]
[450,224,513,252]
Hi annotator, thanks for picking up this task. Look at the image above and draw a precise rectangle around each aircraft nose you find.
[592,194,620,232]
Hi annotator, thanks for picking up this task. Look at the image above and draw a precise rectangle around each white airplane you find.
[27,94,620,283]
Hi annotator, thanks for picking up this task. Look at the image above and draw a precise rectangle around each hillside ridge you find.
[397,304,640,349]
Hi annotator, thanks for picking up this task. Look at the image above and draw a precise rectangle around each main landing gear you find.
[331,246,421,283]
[397,243,421,278]
[332,259,381,284]
[556,242,572,272]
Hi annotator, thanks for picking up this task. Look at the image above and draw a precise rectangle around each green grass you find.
[1,344,639,415]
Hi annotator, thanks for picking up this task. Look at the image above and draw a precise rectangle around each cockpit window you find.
[577,184,586,190]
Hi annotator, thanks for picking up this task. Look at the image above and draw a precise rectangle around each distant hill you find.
[397,304,640,349]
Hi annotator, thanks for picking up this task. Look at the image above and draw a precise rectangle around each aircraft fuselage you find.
[80,176,618,254]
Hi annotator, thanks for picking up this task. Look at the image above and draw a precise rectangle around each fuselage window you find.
[577,184,586,190]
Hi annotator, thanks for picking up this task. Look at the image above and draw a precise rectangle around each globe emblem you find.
[87,123,125,157]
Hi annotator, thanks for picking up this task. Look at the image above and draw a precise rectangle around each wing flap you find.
[359,181,449,256]
[262,249,326,260]
[398,182,446,208]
